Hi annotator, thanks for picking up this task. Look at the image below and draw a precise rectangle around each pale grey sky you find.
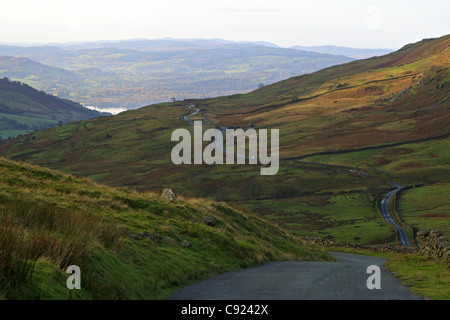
[1,0,449,49]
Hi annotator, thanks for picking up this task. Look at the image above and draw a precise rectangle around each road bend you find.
[380,182,411,247]
[182,105,413,247]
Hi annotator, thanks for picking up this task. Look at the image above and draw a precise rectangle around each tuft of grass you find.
[0,198,123,298]
[385,254,450,300]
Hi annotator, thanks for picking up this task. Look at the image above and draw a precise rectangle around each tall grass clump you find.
[0,198,122,295]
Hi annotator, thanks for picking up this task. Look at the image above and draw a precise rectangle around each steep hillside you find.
[0,77,106,141]
[0,157,329,299]
[1,35,448,244]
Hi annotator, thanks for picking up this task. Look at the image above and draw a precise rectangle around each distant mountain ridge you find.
[0,38,392,58]
[290,45,393,59]
[0,38,282,51]
[0,39,353,109]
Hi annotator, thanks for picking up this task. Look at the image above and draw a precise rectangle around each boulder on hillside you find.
[161,188,177,202]
[202,216,217,227]
[180,240,192,248]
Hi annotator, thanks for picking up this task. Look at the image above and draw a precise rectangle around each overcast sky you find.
[1,0,449,49]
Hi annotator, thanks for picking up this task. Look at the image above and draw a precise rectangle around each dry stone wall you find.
[302,229,450,268]
[416,230,450,267]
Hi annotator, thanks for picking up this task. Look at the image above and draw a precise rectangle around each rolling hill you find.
[0,77,107,141]
[0,39,353,109]
[1,35,448,245]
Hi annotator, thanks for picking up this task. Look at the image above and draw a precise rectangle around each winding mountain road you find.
[181,104,413,247]
[380,182,411,247]
[168,252,422,300]
[174,106,420,300]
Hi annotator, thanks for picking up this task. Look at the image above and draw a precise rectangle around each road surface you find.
[168,252,422,300]
[380,182,411,247]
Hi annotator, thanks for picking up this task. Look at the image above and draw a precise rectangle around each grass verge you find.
[327,247,450,300]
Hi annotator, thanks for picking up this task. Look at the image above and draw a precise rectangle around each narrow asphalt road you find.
[380,182,411,247]
[168,252,422,300]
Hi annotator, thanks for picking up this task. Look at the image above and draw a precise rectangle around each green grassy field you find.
[397,183,450,237]
[305,138,450,185]
[237,193,395,243]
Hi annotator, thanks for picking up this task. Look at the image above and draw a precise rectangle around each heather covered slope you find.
[200,34,450,151]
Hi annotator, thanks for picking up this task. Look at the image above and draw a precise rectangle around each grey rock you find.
[164,237,177,246]
[180,240,192,248]
[161,188,178,201]
[138,232,161,242]
[128,234,142,240]
[202,216,217,227]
